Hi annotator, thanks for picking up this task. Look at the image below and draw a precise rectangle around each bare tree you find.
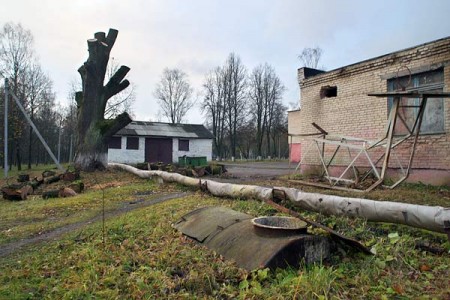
[298,47,323,69]
[249,65,265,157]
[74,28,132,170]
[60,102,77,163]
[154,68,193,124]
[202,67,227,159]
[269,101,288,158]
[0,22,34,170]
[249,63,285,157]
[22,62,53,169]
[236,120,256,159]
[32,88,58,165]
[0,23,33,86]
[223,53,247,159]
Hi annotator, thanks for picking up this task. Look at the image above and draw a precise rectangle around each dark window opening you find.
[179,139,189,151]
[387,69,444,134]
[108,137,121,149]
[127,137,139,150]
[320,85,337,99]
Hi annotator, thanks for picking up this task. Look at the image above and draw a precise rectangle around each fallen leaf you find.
[392,283,404,294]
[420,264,431,272]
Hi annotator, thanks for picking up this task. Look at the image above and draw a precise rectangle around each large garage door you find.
[145,138,173,164]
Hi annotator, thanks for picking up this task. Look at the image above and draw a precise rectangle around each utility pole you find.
[57,124,61,163]
[69,134,73,163]
[4,78,8,178]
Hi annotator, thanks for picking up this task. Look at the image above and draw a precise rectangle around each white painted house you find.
[107,121,213,164]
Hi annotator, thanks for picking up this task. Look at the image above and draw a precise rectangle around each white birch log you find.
[204,180,273,200]
[109,163,450,234]
[276,187,449,234]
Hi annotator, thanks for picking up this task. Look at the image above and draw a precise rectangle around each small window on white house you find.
[179,139,189,151]
[127,137,139,150]
[108,137,121,149]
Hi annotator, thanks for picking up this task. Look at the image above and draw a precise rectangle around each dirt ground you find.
[218,161,294,179]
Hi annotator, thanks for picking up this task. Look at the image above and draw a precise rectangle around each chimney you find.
[298,67,325,83]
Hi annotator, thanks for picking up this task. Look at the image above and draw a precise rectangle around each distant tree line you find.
[0,23,135,171]
[0,22,74,171]
[0,22,289,172]
[202,53,288,160]
[154,53,289,160]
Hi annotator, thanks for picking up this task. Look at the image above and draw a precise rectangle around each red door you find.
[145,138,173,164]
[290,143,301,163]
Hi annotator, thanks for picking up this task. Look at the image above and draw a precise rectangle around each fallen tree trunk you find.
[275,187,449,234]
[108,163,450,234]
[42,190,60,199]
[44,175,61,185]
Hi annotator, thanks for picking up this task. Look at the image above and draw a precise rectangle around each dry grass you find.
[0,167,449,299]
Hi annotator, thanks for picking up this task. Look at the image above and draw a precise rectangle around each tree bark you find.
[74,29,132,171]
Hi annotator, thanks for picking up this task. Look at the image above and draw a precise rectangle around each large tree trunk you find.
[74,29,132,171]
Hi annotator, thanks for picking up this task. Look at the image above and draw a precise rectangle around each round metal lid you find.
[251,216,308,231]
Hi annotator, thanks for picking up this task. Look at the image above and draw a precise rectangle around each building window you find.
[320,85,337,99]
[108,137,121,149]
[127,137,139,150]
[179,139,189,151]
[387,69,444,134]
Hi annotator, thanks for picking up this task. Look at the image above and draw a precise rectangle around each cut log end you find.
[94,32,106,41]
[59,187,77,198]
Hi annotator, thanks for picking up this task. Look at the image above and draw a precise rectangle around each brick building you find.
[288,37,450,185]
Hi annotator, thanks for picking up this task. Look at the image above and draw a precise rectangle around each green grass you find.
[2,163,71,178]
[0,169,159,244]
[280,174,450,207]
[0,170,449,299]
[0,182,158,244]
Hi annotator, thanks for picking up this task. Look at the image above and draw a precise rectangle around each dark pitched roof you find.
[115,121,214,139]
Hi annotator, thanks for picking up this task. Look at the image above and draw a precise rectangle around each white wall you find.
[172,138,212,163]
[107,137,145,164]
[108,137,212,164]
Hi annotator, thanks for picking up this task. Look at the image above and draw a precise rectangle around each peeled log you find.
[204,180,272,200]
[276,187,450,234]
[108,163,450,234]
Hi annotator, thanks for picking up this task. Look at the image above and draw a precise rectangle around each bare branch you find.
[154,68,193,124]
[104,65,130,101]
[298,47,323,69]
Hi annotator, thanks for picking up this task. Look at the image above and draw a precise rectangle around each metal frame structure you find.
[293,91,450,192]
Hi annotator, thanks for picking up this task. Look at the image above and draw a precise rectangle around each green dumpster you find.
[178,156,208,167]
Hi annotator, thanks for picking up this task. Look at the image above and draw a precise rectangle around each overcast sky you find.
[1,0,449,124]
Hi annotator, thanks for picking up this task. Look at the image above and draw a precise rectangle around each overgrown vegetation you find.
[0,169,449,299]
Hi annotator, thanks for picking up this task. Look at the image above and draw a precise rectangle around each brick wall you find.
[288,37,450,183]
